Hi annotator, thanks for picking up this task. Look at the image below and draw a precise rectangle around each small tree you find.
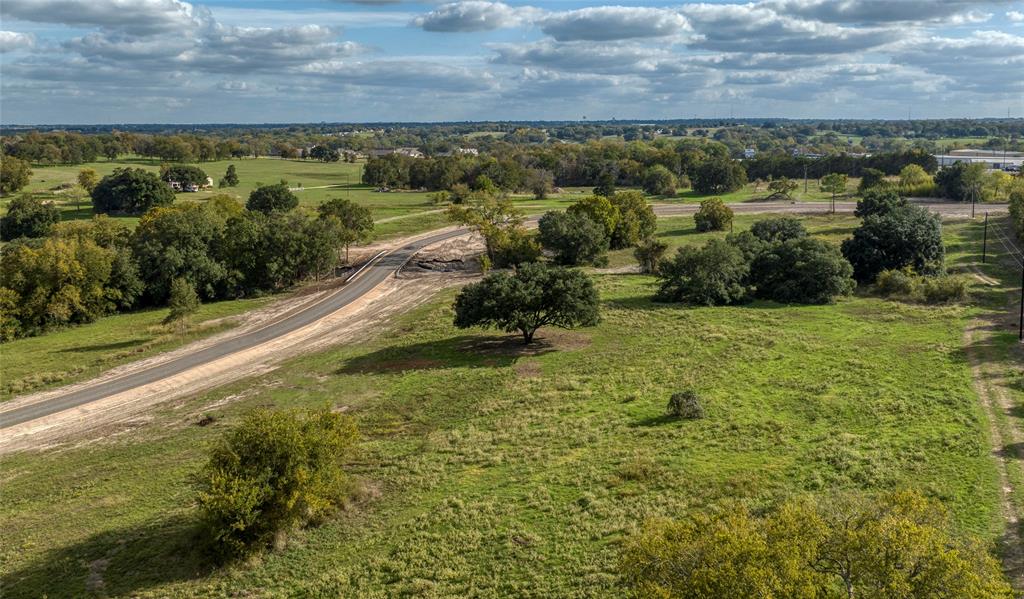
[453,262,600,344]
[858,167,886,193]
[642,165,677,196]
[765,177,799,200]
[750,237,855,304]
[749,216,807,244]
[898,164,930,188]
[854,188,908,219]
[318,198,374,263]
[593,169,617,197]
[634,238,669,274]
[568,195,619,240]
[196,408,358,560]
[247,182,298,214]
[692,157,746,194]
[161,164,208,187]
[222,164,239,187]
[77,168,100,192]
[667,390,704,419]
[610,191,657,249]
[693,198,733,232]
[525,168,554,200]
[0,154,32,194]
[164,277,200,331]
[447,194,525,264]
[819,173,848,212]
[0,195,60,241]
[92,167,175,214]
[655,239,750,305]
[842,204,945,283]
[537,210,609,266]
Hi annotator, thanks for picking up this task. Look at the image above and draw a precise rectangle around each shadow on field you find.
[2,515,211,599]
[337,334,556,375]
[61,339,143,353]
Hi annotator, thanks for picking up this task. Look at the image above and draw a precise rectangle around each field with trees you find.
[2,209,1021,596]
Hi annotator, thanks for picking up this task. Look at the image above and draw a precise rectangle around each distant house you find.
[368,147,424,159]
[167,181,182,191]
[743,148,756,159]
[455,148,479,156]
[203,177,214,189]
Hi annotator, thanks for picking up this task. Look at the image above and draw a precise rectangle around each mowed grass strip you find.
[0,221,1001,597]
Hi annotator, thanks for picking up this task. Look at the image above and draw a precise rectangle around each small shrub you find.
[920,275,968,304]
[875,268,969,304]
[693,198,733,232]
[196,408,358,560]
[667,390,704,419]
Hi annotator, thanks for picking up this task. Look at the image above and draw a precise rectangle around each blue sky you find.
[1,0,1023,124]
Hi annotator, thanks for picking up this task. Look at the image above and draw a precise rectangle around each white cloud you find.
[0,30,35,52]
[1009,10,1024,22]
[0,0,209,36]
[538,6,689,41]
[767,0,1014,25]
[412,1,536,32]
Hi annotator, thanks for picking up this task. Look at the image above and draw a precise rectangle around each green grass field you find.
[1,296,273,402]
[0,215,1011,598]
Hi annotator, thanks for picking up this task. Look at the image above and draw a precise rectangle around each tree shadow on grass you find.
[336,334,556,375]
[60,339,144,353]
[2,514,212,599]
[632,413,678,427]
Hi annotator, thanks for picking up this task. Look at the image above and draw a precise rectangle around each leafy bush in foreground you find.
[621,490,1012,599]
[655,239,750,306]
[196,408,358,560]
[842,204,944,283]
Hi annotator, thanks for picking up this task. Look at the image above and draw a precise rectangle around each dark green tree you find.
[854,188,908,218]
[750,237,855,304]
[537,210,609,266]
[692,157,746,194]
[221,164,239,187]
[160,164,208,187]
[91,167,175,214]
[655,239,750,305]
[247,182,298,214]
[749,216,807,244]
[841,205,945,283]
[634,238,669,274]
[0,195,60,240]
[163,277,200,330]
[453,262,600,344]
[642,164,677,196]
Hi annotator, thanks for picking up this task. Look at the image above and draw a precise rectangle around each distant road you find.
[0,200,1002,431]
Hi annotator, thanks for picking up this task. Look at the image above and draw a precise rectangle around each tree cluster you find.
[655,217,854,306]
[537,192,657,267]
[842,194,944,283]
[1,187,371,340]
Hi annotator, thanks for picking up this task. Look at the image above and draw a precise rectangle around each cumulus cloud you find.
[0,30,35,52]
[538,6,689,41]
[1,0,209,36]
[767,0,1012,25]
[890,30,1024,93]
[490,40,671,73]
[682,3,898,54]
[1009,10,1024,22]
[412,1,536,32]
[300,60,497,92]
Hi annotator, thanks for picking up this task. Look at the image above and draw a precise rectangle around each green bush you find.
[693,198,733,232]
[1010,188,1024,240]
[875,268,968,304]
[537,210,609,266]
[620,490,1013,599]
[842,204,945,283]
[667,390,704,419]
[0,195,60,240]
[749,237,854,305]
[196,408,358,560]
[655,239,750,305]
[634,238,669,274]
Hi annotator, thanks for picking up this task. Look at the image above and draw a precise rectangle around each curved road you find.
[0,200,1006,430]
[0,227,469,429]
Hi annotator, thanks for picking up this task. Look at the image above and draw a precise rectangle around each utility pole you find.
[803,163,808,194]
[982,213,988,264]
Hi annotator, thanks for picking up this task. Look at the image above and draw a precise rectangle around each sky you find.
[1,0,1023,124]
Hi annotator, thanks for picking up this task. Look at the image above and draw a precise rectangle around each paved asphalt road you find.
[0,227,469,429]
[0,200,1008,430]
